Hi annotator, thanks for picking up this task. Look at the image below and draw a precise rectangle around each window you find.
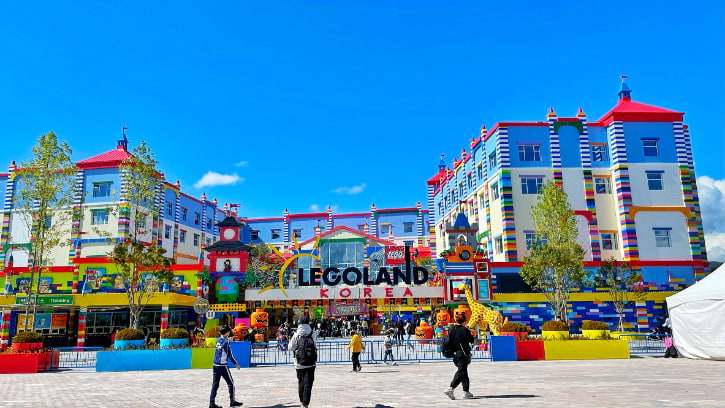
[595,177,611,194]
[601,232,618,250]
[271,229,281,239]
[477,163,484,180]
[380,224,390,234]
[166,201,173,216]
[164,225,172,239]
[206,238,212,246]
[642,139,659,157]
[92,182,112,198]
[206,219,212,229]
[524,232,548,250]
[521,177,544,194]
[518,144,541,161]
[451,187,458,202]
[293,229,302,238]
[193,234,200,246]
[91,210,108,225]
[590,144,609,162]
[194,212,201,225]
[320,241,365,269]
[179,230,186,243]
[251,231,259,240]
[654,229,671,247]
[438,202,444,215]
[488,152,497,169]
[403,222,413,233]
[494,237,503,254]
[646,172,663,190]
[458,181,466,198]
[181,208,188,221]
[45,215,52,229]
[136,214,147,231]
[490,182,500,200]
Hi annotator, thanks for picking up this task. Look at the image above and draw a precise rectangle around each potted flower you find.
[160,328,190,349]
[541,320,569,340]
[582,320,611,339]
[500,322,529,340]
[205,326,220,346]
[114,328,146,349]
[11,331,44,352]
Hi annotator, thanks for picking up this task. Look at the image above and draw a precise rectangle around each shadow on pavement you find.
[484,394,539,399]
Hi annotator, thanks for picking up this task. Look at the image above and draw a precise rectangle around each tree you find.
[14,132,76,329]
[588,258,646,332]
[108,141,173,330]
[520,181,586,321]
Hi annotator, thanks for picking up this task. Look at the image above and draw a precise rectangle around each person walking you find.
[404,319,415,349]
[444,315,475,400]
[290,315,317,408]
[208,326,243,408]
[345,328,365,372]
[360,318,368,337]
[382,329,397,365]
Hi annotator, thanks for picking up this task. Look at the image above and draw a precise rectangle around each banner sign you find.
[385,245,405,265]
[327,302,369,317]
[16,295,74,306]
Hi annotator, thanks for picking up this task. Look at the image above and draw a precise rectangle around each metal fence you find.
[620,334,669,354]
[250,338,491,366]
[51,347,104,370]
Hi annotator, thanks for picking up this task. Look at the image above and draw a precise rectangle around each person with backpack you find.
[382,329,398,365]
[290,315,317,408]
[345,328,365,372]
[444,315,475,400]
[208,325,243,408]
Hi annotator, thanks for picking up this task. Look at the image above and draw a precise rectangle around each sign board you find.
[206,311,216,319]
[16,295,74,306]
[385,245,405,265]
[193,298,210,314]
[327,302,369,317]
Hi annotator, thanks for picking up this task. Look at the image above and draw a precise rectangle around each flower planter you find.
[543,339,630,360]
[113,339,146,349]
[11,342,44,352]
[582,329,611,340]
[516,340,545,361]
[191,347,216,369]
[541,330,569,340]
[97,348,192,372]
[500,331,528,340]
[160,338,190,349]
[0,352,52,374]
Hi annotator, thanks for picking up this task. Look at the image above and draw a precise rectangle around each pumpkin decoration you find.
[415,321,433,343]
[453,305,471,325]
[234,324,249,340]
[251,308,269,328]
[254,333,265,343]
[436,309,451,327]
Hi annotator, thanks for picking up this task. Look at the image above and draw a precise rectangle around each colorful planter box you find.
[516,340,545,361]
[582,330,611,340]
[113,339,145,349]
[541,330,569,340]
[0,352,52,374]
[97,348,192,372]
[500,331,528,340]
[11,343,44,352]
[160,338,190,349]
[543,339,630,360]
[191,347,216,369]
[489,335,517,361]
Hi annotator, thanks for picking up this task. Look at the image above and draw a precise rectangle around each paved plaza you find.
[2,356,725,408]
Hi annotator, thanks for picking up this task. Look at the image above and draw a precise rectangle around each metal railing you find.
[250,338,491,366]
[51,347,104,370]
[619,334,669,354]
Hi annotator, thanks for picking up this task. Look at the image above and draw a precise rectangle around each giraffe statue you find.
[459,283,506,336]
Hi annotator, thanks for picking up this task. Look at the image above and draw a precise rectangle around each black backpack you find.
[295,334,317,365]
[440,329,455,358]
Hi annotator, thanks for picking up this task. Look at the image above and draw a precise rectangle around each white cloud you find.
[309,204,320,211]
[332,183,366,195]
[698,176,725,261]
[234,161,248,167]
[194,171,243,189]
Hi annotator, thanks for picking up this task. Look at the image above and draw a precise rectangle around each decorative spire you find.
[480,125,487,137]
[470,137,476,148]
[416,201,421,208]
[461,148,466,159]
[117,126,129,151]
[370,203,376,211]
[175,180,181,188]
[201,192,207,201]
[438,154,446,171]
[576,107,586,118]
[547,107,557,120]
[213,198,218,206]
[327,205,332,213]
[618,75,632,100]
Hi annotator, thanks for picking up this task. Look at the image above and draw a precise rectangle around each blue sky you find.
[1,1,724,260]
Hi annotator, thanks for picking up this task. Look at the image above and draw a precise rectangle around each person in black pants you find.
[290,315,316,408]
[444,315,475,400]
[209,326,243,408]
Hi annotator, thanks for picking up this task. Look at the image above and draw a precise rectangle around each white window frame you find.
[590,144,609,162]
[91,209,108,225]
[92,182,112,198]
[646,172,664,191]
[595,177,611,194]
[518,144,542,162]
[521,177,544,195]
[491,182,500,200]
[601,232,618,250]
[654,229,671,247]
[643,139,659,157]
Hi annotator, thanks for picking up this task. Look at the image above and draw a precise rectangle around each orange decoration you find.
[454,305,471,325]
[251,308,269,328]
[436,309,451,327]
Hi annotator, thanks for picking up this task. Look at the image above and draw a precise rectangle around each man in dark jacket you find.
[209,326,243,408]
[444,315,475,400]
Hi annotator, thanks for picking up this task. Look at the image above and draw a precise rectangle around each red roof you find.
[426,169,447,186]
[595,98,683,126]
[77,147,132,169]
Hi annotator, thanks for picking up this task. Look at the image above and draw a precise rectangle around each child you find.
[208,326,243,408]
[346,328,365,372]
[383,329,397,365]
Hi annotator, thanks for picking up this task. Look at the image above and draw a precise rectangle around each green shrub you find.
[205,326,220,338]
[581,320,609,330]
[12,331,44,343]
[501,322,529,332]
[161,327,189,339]
[115,328,145,341]
[541,320,569,331]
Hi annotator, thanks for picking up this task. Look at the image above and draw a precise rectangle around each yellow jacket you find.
[346,334,365,353]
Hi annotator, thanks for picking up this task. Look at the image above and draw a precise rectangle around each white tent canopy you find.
[667,264,725,360]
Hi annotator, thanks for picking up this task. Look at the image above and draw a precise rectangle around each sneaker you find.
[444,390,455,400]
[230,401,244,407]
[463,391,474,399]
[392,362,397,366]
[357,366,362,372]
[209,404,223,408]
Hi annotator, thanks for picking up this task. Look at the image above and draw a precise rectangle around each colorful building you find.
[429,79,708,331]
